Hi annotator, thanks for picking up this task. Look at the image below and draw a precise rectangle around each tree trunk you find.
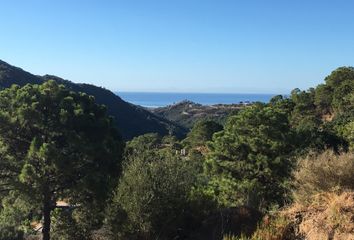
[42,192,52,240]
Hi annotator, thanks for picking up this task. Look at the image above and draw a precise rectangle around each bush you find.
[191,206,262,240]
[293,150,354,202]
[343,120,354,150]
[51,206,102,240]
[222,215,293,240]
[0,192,34,240]
[51,209,87,240]
[106,150,212,239]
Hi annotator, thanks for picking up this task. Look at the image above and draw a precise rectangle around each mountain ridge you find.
[151,100,245,129]
[0,60,187,139]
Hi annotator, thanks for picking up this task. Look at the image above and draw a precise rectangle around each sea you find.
[116,92,278,108]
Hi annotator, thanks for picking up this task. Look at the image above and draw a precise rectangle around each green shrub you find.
[0,191,34,240]
[223,215,293,240]
[106,149,212,239]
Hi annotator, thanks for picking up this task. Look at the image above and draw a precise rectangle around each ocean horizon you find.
[116,92,280,108]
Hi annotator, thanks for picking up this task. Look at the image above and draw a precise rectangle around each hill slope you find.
[0,60,187,139]
[151,100,244,129]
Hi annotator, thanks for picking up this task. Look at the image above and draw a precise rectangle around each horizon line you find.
[115,90,287,95]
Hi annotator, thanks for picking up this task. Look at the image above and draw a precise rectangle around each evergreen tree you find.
[0,81,123,240]
[206,104,296,208]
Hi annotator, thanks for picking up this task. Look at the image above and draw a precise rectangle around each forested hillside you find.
[0,60,187,139]
[0,66,353,240]
[151,100,243,129]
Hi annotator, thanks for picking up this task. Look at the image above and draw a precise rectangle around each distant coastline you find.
[116,92,279,108]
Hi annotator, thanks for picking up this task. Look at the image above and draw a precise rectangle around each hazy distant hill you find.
[0,60,187,139]
[151,100,245,129]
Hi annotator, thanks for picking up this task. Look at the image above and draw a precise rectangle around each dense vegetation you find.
[151,100,242,129]
[0,66,353,240]
[0,60,186,139]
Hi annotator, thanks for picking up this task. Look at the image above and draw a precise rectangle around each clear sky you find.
[1,0,354,93]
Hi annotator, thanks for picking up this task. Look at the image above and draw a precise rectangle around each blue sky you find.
[1,0,354,93]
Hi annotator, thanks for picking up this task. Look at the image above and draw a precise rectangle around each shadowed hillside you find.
[0,60,187,139]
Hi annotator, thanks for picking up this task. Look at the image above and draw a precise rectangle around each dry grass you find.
[283,191,354,240]
[224,151,354,240]
[222,215,295,240]
[250,216,294,240]
[293,150,354,203]
[225,191,354,240]
[223,234,242,240]
[288,151,354,239]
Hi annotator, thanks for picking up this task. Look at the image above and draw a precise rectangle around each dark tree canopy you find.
[0,81,124,240]
[322,66,354,114]
[0,59,187,140]
[183,120,223,149]
[106,134,214,240]
[206,104,296,208]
